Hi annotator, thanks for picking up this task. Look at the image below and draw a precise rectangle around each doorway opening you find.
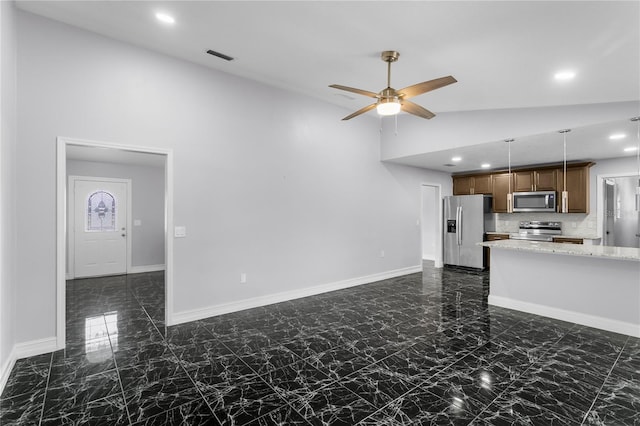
[56,137,174,350]
[600,173,640,248]
[420,183,443,268]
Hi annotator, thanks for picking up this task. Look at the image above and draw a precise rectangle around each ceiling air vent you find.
[206,49,234,62]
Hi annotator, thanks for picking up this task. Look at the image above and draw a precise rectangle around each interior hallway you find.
[0,265,638,425]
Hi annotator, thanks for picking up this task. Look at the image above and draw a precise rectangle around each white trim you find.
[596,171,637,243]
[173,265,422,325]
[57,137,174,347]
[420,183,443,268]
[14,337,58,359]
[67,176,132,279]
[489,295,640,338]
[0,346,17,396]
[129,264,165,274]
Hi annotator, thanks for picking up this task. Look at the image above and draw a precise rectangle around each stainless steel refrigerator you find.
[444,195,495,269]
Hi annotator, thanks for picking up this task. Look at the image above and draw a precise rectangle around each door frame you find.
[67,176,132,280]
[420,183,443,268]
[596,171,637,242]
[56,137,175,350]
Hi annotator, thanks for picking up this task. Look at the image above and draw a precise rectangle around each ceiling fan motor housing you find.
[381,51,400,63]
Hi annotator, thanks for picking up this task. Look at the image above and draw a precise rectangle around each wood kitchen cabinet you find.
[491,173,513,213]
[484,233,510,268]
[535,169,557,190]
[552,237,583,244]
[514,169,557,192]
[556,164,592,213]
[452,161,592,214]
[453,175,492,195]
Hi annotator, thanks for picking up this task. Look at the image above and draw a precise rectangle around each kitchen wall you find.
[0,0,17,391]
[495,156,640,238]
[495,212,596,237]
[13,10,452,346]
[67,160,166,270]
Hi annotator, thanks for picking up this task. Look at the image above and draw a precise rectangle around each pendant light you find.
[505,139,514,213]
[632,116,640,211]
[559,129,571,213]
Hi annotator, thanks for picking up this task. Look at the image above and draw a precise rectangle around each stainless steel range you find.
[510,221,562,242]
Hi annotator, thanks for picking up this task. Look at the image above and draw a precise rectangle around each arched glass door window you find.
[86,190,116,232]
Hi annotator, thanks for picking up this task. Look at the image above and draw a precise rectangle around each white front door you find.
[73,179,128,278]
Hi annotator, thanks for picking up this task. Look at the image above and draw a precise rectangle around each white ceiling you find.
[16,1,640,170]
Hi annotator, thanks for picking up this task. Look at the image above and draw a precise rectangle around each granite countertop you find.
[479,239,640,262]
[485,231,601,240]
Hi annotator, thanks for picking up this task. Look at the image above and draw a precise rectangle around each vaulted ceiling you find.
[16,1,640,170]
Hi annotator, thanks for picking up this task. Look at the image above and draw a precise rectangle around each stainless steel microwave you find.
[512,191,557,212]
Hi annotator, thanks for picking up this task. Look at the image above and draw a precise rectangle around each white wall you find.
[67,160,165,269]
[15,11,451,343]
[381,102,639,162]
[0,0,18,390]
[420,185,438,260]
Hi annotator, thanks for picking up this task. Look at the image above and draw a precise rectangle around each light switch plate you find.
[134,219,142,226]
[174,226,186,238]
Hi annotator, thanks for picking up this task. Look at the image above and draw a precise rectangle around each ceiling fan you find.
[329,51,457,121]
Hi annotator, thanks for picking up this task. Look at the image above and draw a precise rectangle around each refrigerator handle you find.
[457,206,462,246]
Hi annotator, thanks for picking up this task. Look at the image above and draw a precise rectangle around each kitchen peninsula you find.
[480,239,640,337]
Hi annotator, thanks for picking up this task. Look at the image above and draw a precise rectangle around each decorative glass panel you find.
[86,190,116,232]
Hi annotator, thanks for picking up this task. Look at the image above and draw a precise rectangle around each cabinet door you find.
[557,166,589,213]
[535,169,557,191]
[453,176,473,195]
[474,175,493,194]
[514,171,534,192]
[492,173,512,213]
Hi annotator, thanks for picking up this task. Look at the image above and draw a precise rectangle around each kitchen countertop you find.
[479,239,640,262]
[485,231,600,240]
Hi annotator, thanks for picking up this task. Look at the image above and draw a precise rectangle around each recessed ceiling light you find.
[155,12,175,24]
[481,163,491,169]
[554,70,576,81]
[623,146,638,152]
[609,133,626,140]
[451,156,462,162]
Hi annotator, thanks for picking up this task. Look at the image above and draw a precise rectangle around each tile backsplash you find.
[495,212,598,237]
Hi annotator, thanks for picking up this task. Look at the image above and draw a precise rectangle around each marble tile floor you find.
[1,265,639,425]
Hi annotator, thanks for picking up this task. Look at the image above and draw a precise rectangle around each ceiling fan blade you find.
[398,76,457,100]
[401,100,435,120]
[329,84,378,98]
[341,103,377,120]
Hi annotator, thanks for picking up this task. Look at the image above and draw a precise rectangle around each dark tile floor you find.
[1,265,639,425]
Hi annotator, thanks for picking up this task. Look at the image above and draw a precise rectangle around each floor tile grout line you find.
[36,351,54,426]
[579,335,630,426]
[104,312,133,425]
[466,322,582,425]
[133,285,225,424]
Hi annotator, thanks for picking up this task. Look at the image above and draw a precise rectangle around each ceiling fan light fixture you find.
[376,98,401,116]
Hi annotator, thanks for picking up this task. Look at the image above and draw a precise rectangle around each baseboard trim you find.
[14,337,58,359]
[173,265,422,325]
[488,295,640,338]
[0,346,17,397]
[129,264,165,274]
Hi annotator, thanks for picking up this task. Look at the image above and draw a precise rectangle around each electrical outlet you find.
[380,250,385,258]
[240,273,247,284]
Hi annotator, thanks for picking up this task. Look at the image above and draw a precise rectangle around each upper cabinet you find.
[514,169,557,191]
[491,173,513,213]
[452,162,593,213]
[556,164,592,213]
[452,174,493,195]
